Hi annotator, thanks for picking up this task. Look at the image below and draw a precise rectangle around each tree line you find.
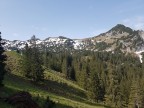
[1,34,144,108]
[41,46,144,108]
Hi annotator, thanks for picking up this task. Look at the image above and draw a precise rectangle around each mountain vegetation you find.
[42,49,144,108]
[22,35,44,82]
[0,32,6,86]
[2,24,144,55]
[1,24,144,108]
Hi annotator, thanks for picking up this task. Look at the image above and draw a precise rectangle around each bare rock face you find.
[6,91,39,108]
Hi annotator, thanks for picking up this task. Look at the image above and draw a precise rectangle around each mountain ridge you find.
[2,24,144,62]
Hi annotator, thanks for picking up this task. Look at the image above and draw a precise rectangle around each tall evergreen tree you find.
[61,54,74,80]
[22,35,44,82]
[69,65,76,80]
[30,35,44,82]
[105,66,120,107]
[0,32,6,86]
[61,55,67,77]
[22,43,32,77]
[88,66,102,103]
[128,80,143,108]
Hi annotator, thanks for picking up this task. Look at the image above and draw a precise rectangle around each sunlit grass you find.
[2,73,106,108]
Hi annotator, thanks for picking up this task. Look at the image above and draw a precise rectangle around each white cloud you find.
[122,16,144,30]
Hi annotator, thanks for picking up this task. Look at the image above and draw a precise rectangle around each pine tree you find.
[69,66,76,80]
[120,77,131,108]
[105,65,121,107]
[0,32,6,86]
[61,54,74,79]
[72,56,81,83]
[22,43,32,77]
[78,63,88,88]
[88,66,102,103]
[128,80,143,108]
[61,55,67,77]
[30,35,44,82]
[22,35,44,82]
[43,51,49,69]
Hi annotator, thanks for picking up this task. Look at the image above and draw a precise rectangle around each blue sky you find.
[0,0,144,40]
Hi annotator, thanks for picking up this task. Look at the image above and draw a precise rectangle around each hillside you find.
[1,42,144,108]
[2,24,144,62]
[0,51,108,108]
[1,24,144,108]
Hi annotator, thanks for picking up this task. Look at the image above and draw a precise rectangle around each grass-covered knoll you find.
[0,51,108,108]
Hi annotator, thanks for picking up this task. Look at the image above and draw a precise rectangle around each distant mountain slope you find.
[2,24,144,61]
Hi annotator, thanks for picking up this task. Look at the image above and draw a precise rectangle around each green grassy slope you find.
[0,51,109,108]
[1,73,107,108]
[4,51,22,76]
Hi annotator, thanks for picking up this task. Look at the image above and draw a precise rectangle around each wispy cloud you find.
[122,16,144,30]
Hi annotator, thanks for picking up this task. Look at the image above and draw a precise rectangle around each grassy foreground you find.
[0,73,107,108]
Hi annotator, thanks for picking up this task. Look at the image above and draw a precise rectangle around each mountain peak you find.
[108,24,133,34]
[115,24,126,27]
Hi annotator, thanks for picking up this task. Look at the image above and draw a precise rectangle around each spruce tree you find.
[43,51,49,69]
[22,43,32,77]
[69,66,76,80]
[61,54,74,79]
[22,35,44,82]
[62,55,67,77]
[105,66,120,107]
[30,35,44,82]
[120,77,131,108]
[88,67,102,103]
[128,80,143,108]
[0,32,6,86]
[80,68,88,89]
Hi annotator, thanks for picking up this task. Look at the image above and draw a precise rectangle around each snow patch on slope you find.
[73,40,84,49]
[135,50,144,63]
[139,30,144,40]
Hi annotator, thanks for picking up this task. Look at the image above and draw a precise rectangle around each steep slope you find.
[90,24,144,62]
[86,24,144,52]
